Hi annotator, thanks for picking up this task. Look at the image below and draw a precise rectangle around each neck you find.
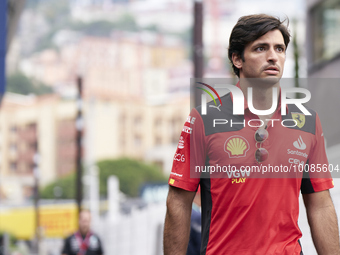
[239,79,280,121]
[79,230,89,236]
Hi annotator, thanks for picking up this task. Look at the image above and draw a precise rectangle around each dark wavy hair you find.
[228,14,291,77]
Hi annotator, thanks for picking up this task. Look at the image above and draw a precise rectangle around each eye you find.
[255,47,265,52]
[276,47,285,53]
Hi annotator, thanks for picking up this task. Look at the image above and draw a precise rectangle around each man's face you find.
[79,211,91,235]
[233,29,286,82]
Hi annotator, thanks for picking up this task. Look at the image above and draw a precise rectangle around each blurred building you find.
[301,3,340,254]
[4,11,192,202]
[306,0,340,77]
[0,92,189,202]
[0,93,70,202]
[305,0,340,148]
[19,31,187,99]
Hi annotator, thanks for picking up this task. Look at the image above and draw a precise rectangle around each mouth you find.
[264,66,279,75]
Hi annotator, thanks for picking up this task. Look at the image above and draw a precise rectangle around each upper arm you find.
[303,189,334,211]
[166,185,196,211]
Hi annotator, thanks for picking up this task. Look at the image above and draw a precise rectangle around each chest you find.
[70,235,101,254]
[205,126,313,173]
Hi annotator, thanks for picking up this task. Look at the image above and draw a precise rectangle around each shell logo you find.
[224,136,250,158]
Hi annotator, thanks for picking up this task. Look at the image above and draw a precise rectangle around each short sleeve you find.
[168,108,205,191]
[301,113,334,194]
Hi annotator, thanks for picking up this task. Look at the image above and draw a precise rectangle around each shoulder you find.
[62,233,76,253]
[89,233,103,245]
[283,103,318,135]
[88,233,103,251]
[195,92,234,119]
[64,233,75,242]
[194,92,245,135]
[90,232,101,238]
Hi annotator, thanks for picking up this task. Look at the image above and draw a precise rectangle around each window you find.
[311,0,340,63]
[10,143,17,154]
[134,116,142,129]
[10,126,17,133]
[154,117,163,133]
[29,142,37,151]
[155,118,162,127]
[134,135,142,147]
[10,162,17,172]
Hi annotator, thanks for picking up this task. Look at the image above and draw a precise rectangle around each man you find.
[164,14,340,255]
[62,210,104,255]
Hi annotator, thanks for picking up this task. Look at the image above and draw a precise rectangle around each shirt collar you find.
[230,81,288,115]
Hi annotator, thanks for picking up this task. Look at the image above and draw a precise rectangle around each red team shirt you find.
[168,84,334,255]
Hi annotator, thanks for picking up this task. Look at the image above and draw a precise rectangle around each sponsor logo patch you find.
[178,136,184,149]
[209,104,222,111]
[292,112,305,128]
[186,116,196,124]
[182,126,192,134]
[224,136,250,158]
[293,135,306,150]
[287,149,308,158]
[289,158,305,165]
[174,153,185,162]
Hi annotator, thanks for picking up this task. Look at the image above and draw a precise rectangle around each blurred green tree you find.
[40,158,167,199]
[6,72,53,95]
[40,173,76,199]
[97,158,167,197]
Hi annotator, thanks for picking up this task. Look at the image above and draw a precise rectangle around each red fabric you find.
[75,231,92,255]
[168,92,333,254]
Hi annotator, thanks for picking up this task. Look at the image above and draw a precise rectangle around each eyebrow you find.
[252,43,286,49]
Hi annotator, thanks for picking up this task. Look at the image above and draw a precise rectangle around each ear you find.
[232,53,243,69]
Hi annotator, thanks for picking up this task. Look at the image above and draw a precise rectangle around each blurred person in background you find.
[61,210,103,255]
[164,14,340,255]
[186,187,201,255]
[0,234,3,255]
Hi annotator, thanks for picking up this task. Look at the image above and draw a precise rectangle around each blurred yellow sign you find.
[0,204,78,239]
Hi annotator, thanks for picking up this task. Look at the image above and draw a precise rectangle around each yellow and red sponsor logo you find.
[291,112,306,128]
[231,178,246,184]
[224,135,250,158]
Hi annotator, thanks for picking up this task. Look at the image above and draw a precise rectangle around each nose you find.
[267,47,278,63]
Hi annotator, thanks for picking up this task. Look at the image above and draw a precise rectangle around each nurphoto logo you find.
[196,82,312,128]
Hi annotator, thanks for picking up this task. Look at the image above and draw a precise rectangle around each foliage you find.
[143,24,160,33]
[97,158,167,197]
[70,20,120,37]
[113,13,139,32]
[34,31,58,53]
[69,14,139,36]
[6,72,53,95]
[40,158,167,199]
[26,0,70,19]
[40,173,76,199]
